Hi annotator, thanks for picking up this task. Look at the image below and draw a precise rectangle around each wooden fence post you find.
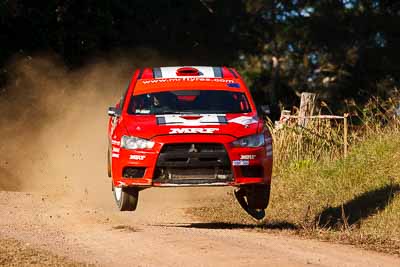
[298,92,316,127]
[343,113,349,157]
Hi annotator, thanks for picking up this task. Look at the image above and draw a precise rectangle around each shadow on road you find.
[316,183,400,229]
[154,221,298,230]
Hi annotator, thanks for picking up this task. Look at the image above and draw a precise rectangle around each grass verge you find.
[188,126,400,255]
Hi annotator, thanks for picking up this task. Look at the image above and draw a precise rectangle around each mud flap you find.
[234,188,266,221]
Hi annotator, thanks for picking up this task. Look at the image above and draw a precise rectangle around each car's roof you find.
[133,66,246,95]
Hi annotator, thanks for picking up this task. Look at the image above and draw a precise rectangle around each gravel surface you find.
[0,237,90,267]
[0,189,400,267]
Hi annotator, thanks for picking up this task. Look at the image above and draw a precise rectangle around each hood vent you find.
[176,67,200,76]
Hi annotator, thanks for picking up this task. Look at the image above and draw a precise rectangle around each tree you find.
[1,0,399,110]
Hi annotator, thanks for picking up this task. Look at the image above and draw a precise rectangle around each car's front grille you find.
[153,143,232,184]
[157,143,230,168]
[160,143,226,153]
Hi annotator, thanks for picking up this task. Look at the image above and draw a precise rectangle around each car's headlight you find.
[121,136,155,150]
[232,134,265,148]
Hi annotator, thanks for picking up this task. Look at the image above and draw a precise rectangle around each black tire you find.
[112,184,139,211]
[107,148,112,178]
[247,184,271,210]
[234,185,270,220]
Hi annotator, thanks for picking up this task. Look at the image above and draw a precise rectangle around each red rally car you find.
[107,66,273,219]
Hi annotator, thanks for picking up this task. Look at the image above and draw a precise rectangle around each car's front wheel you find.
[112,184,139,211]
[247,184,270,210]
[234,184,270,220]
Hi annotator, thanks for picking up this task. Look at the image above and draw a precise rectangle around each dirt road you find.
[1,57,399,266]
[1,186,399,267]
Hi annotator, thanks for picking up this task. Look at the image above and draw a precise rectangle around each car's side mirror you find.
[108,107,121,117]
[257,104,280,122]
[259,105,271,116]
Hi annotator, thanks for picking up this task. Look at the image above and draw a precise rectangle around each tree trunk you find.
[270,56,280,105]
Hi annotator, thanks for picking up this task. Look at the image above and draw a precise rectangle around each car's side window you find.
[119,85,130,110]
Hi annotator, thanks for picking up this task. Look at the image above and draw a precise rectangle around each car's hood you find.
[121,113,261,139]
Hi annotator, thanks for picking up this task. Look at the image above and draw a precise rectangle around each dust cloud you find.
[0,50,176,206]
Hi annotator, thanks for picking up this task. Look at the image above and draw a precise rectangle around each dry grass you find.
[190,97,400,255]
[272,117,345,167]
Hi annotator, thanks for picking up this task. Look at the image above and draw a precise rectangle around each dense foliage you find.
[1,0,399,109]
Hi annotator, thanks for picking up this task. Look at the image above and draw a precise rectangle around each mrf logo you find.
[169,128,219,134]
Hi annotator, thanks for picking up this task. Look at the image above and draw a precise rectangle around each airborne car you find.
[107,66,273,219]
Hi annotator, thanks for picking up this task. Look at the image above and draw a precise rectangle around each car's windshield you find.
[127,90,251,115]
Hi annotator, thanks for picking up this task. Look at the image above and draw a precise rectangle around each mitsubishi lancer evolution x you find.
[107,66,273,219]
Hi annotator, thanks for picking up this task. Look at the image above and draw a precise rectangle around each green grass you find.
[189,124,400,255]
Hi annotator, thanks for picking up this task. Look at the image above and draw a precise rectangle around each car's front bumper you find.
[110,134,272,188]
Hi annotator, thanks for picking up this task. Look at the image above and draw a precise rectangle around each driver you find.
[151,93,177,112]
